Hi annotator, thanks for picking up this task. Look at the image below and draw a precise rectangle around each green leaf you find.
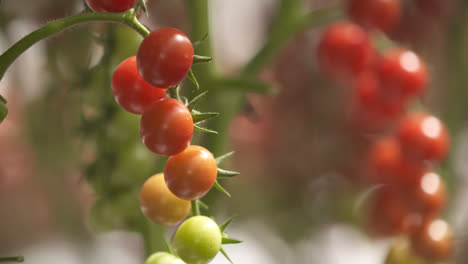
[192,33,208,48]
[192,111,219,123]
[194,124,218,134]
[193,54,212,64]
[187,69,199,89]
[187,90,208,111]
[219,216,235,232]
[0,94,7,104]
[217,168,240,179]
[137,0,148,15]
[222,237,243,245]
[215,151,235,165]
[0,99,8,123]
[220,248,233,264]
[214,180,231,197]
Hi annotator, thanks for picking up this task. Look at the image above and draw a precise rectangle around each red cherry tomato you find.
[348,0,401,32]
[397,113,450,162]
[137,28,194,89]
[86,0,136,13]
[410,218,454,261]
[317,22,375,79]
[353,71,406,126]
[112,56,166,114]
[378,49,428,98]
[140,98,193,156]
[140,173,191,226]
[367,187,420,237]
[164,145,217,200]
[404,171,447,216]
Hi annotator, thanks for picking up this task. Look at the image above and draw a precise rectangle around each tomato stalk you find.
[0,9,149,82]
[192,200,201,216]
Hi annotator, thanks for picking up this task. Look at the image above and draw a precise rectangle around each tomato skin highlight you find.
[172,216,222,264]
[140,98,193,156]
[348,0,401,32]
[86,0,137,13]
[378,49,429,98]
[137,28,194,89]
[317,21,375,79]
[397,113,450,162]
[139,173,191,226]
[410,218,454,261]
[145,252,186,264]
[403,171,447,216]
[164,145,217,200]
[112,56,166,114]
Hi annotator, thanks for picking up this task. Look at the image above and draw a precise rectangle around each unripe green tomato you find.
[172,216,222,264]
[145,252,186,264]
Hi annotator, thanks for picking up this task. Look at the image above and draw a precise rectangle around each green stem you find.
[0,256,24,263]
[0,9,149,82]
[192,200,201,216]
[241,4,343,76]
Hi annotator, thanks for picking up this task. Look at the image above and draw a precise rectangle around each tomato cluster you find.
[317,1,454,262]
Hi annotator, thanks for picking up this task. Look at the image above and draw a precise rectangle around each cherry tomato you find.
[112,56,166,114]
[365,137,425,185]
[397,113,450,162]
[410,218,454,261]
[404,171,447,216]
[317,22,375,78]
[145,252,186,264]
[137,28,194,89]
[378,49,428,98]
[86,0,136,13]
[367,187,420,237]
[140,98,193,156]
[140,173,191,226]
[348,0,401,32]
[164,145,217,200]
[172,216,222,264]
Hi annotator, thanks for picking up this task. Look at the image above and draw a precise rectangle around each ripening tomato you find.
[164,145,217,200]
[366,137,402,184]
[140,98,193,156]
[404,171,447,216]
[86,0,136,13]
[172,216,222,264]
[348,0,401,32]
[317,22,375,79]
[140,173,191,226]
[378,49,428,98]
[137,28,194,88]
[112,56,166,114]
[397,113,450,162]
[410,218,454,261]
[145,252,186,264]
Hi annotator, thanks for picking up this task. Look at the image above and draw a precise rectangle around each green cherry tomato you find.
[172,216,222,264]
[145,252,186,264]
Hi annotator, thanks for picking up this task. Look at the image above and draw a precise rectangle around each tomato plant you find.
[164,145,217,200]
[139,173,191,226]
[111,56,166,114]
[172,216,222,264]
[137,28,194,89]
[86,0,137,13]
[140,98,193,156]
